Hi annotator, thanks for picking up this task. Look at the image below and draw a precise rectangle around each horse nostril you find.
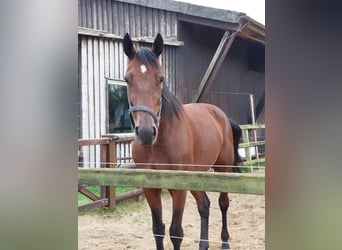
[134,125,157,145]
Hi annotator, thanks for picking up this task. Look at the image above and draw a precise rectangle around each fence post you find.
[107,138,117,211]
[100,143,107,199]
[242,128,252,170]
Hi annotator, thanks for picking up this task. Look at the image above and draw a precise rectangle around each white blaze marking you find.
[140,64,147,74]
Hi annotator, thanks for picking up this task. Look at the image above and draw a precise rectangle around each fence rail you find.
[78,168,265,195]
[78,124,265,211]
[239,124,265,166]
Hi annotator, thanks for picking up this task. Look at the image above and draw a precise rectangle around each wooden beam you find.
[102,133,135,142]
[178,14,239,32]
[192,31,237,103]
[239,124,265,130]
[78,189,144,212]
[78,168,265,195]
[100,143,108,199]
[115,188,144,202]
[78,27,184,47]
[78,199,108,212]
[241,158,265,166]
[239,141,265,148]
[78,138,110,146]
[78,185,100,201]
[107,140,117,211]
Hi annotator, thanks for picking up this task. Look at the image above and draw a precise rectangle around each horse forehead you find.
[140,64,147,74]
[128,60,153,73]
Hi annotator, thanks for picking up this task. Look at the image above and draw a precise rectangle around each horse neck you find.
[154,88,185,146]
[157,117,170,141]
[157,111,184,144]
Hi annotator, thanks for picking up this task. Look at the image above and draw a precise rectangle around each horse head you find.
[123,33,164,145]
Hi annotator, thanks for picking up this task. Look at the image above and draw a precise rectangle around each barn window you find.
[107,79,133,133]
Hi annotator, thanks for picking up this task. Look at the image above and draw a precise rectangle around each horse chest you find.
[132,140,189,166]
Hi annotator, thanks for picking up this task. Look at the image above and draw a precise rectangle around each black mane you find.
[161,82,183,122]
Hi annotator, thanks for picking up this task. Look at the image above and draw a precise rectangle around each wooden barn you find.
[78,0,265,166]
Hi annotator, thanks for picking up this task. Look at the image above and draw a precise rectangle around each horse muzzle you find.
[134,124,157,145]
[129,105,160,145]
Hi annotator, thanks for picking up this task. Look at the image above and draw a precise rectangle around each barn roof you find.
[116,0,265,44]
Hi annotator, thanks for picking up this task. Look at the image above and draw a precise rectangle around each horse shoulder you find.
[183,103,227,126]
[182,103,227,150]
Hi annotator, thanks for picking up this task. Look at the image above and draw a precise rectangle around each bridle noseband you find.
[128,96,162,128]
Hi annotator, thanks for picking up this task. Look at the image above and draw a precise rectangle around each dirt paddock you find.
[78,192,265,250]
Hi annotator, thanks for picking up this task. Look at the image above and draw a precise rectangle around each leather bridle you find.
[128,96,162,128]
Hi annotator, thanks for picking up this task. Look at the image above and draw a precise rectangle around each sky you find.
[175,0,265,25]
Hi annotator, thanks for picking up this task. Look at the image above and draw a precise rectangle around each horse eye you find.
[159,76,165,83]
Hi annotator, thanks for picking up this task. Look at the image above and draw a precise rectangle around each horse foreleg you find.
[219,192,230,249]
[143,188,165,250]
[168,189,187,250]
[191,191,210,250]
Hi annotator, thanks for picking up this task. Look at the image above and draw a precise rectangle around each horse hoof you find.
[221,242,230,249]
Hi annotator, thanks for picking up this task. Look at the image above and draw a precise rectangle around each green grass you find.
[78,188,169,217]
[240,159,265,173]
[78,185,135,206]
[78,194,146,218]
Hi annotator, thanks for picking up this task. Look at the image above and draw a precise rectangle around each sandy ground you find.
[78,192,265,250]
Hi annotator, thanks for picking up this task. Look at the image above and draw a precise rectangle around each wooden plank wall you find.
[78,0,178,38]
[78,0,179,167]
[80,37,128,167]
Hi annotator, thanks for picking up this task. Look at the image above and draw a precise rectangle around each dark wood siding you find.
[177,21,264,124]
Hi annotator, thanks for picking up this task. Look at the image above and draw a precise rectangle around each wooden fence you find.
[239,124,265,167]
[79,168,264,195]
[78,134,137,212]
[78,124,265,212]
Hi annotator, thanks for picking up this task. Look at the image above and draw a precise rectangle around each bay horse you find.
[123,33,242,250]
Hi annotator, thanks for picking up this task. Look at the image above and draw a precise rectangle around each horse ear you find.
[123,33,136,58]
[152,33,163,57]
